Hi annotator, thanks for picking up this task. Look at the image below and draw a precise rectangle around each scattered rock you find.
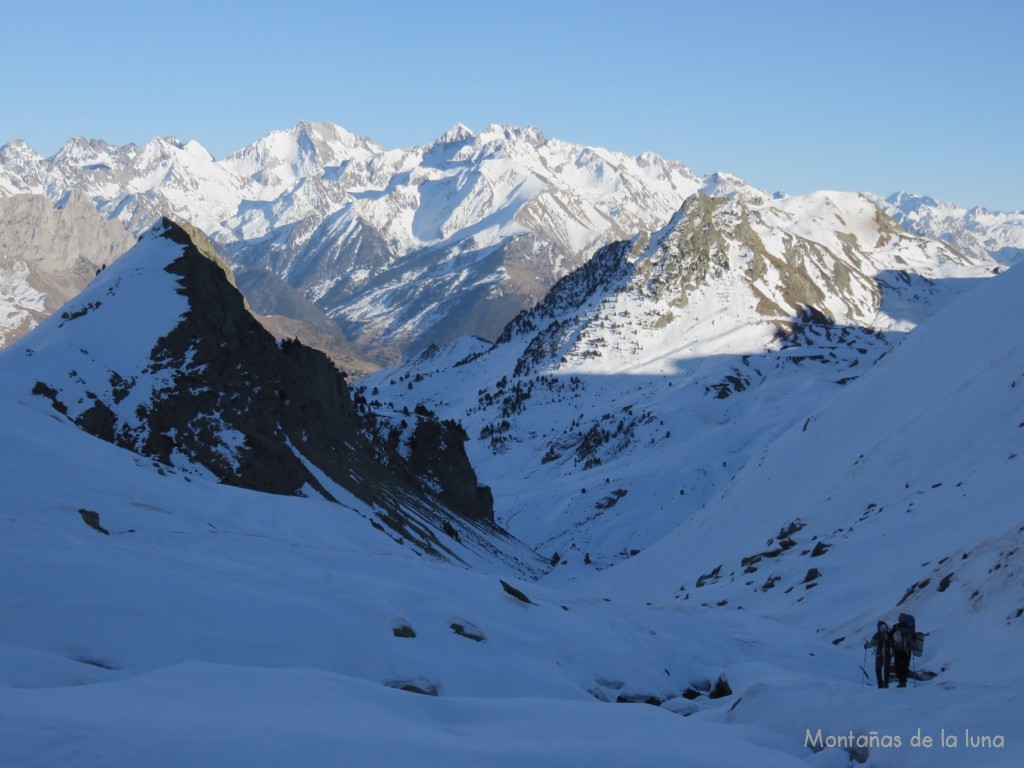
[696,565,722,588]
[707,676,732,699]
[450,620,485,642]
[385,678,439,696]
[392,621,416,638]
[499,579,534,605]
[441,519,461,541]
[78,508,109,535]
[778,519,806,539]
[32,381,68,415]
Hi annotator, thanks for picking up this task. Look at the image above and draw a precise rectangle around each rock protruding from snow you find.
[9,218,528,565]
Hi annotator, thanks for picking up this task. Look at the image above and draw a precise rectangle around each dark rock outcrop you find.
[47,219,499,557]
[407,416,494,522]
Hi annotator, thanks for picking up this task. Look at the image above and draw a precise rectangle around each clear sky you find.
[3,0,1021,210]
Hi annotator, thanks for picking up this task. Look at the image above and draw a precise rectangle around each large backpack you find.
[891,622,913,654]
[897,613,925,656]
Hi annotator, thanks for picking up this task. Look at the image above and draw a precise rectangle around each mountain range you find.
[3,122,1021,368]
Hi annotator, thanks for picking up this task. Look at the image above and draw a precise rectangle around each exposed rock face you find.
[406,415,494,521]
[27,219,496,554]
[0,192,134,344]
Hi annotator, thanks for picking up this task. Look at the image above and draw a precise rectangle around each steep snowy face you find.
[880,191,1024,265]
[363,191,997,570]
[2,219,534,570]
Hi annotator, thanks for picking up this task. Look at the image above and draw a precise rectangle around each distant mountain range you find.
[2,122,1020,366]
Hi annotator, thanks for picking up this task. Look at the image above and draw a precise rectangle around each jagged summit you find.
[478,123,546,146]
[4,218,534,568]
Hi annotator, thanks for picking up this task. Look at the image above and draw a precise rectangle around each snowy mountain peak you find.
[182,139,214,162]
[698,171,764,201]
[434,123,476,145]
[220,121,382,192]
[53,135,117,165]
[885,190,941,212]
[0,137,36,155]
[4,121,1021,363]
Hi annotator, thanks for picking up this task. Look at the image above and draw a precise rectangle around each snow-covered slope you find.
[363,190,996,565]
[601,239,1024,629]
[0,369,863,766]
[0,221,871,767]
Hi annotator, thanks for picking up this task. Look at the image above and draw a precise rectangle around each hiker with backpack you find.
[864,620,892,688]
[890,614,917,688]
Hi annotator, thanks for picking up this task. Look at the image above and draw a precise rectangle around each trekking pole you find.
[862,646,867,688]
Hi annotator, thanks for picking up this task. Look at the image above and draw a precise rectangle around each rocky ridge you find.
[15,218,535,569]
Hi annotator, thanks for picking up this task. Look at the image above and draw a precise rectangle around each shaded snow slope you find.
[7,327,1019,765]
[602,251,1024,631]
[0,340,864,767]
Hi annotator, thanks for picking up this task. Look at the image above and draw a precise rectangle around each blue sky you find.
[3,0,1022,210]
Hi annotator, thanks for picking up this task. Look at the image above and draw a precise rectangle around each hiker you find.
[864,620,891,689]
[890,617,914,688]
